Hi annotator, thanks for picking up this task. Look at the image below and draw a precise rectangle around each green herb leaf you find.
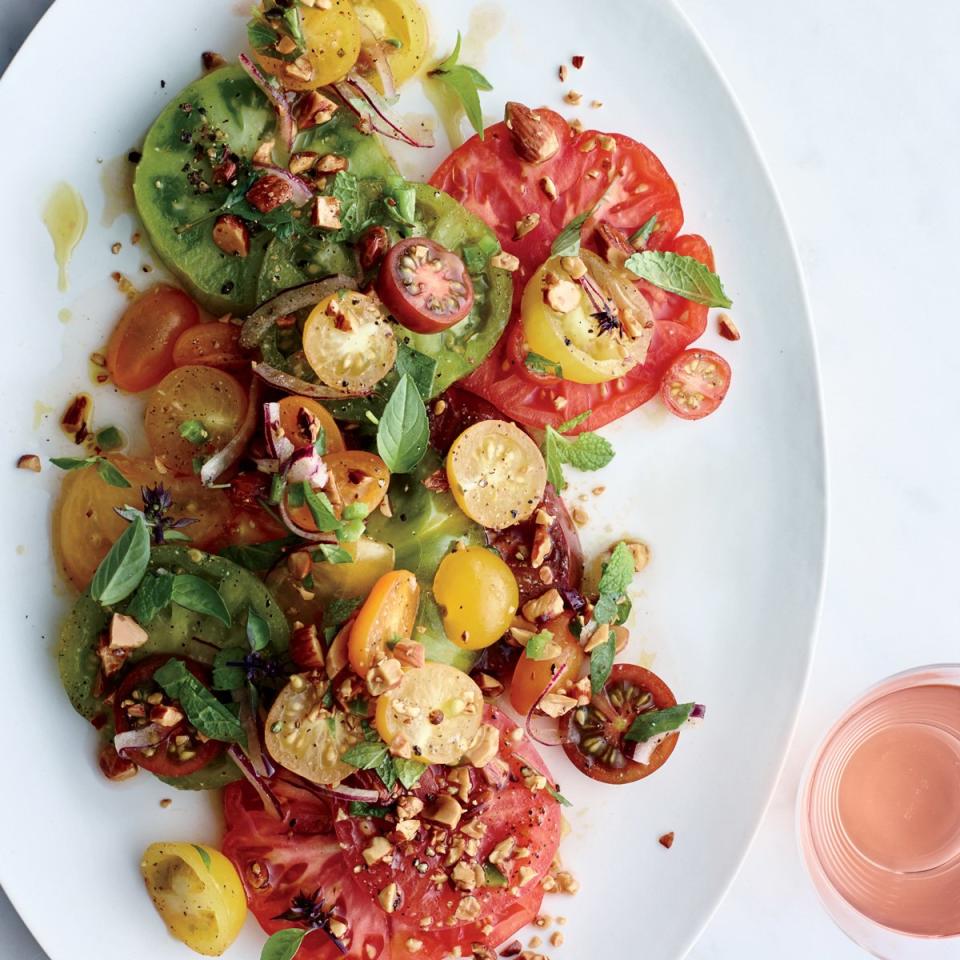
[629,215,658,250]
[90,514,151,606]
[315,543,354,564]
[348,801,394,819]
[260,928,308,960]
[51,456,131,488]
[280,5,306,51]
[246,607,271,652]
[547,785,573,807]
[394,757,428,790]
[524,630,555,661]
[126,572,174,625]
[247,18,278,56]
[556,410,591,433]
[171,575,232,627]
[589,630,616,694]
[322,596,362,630]
[543,428,565,491]
[220,537,296,571]
[339,518,365,543]
[212,647,247,692]
[542,424,615,491]
[377,373,429,474]
[179,419,210,445]
[551,205,596,259]
[330,171,363,238]
[625,703,696,742]
[524,352,563,379]
[50,456,96,471]
[341,740,390,770]
[342,503,370,521]
[384,177,418,227]
[598,541,636,602]
[376,754,398,791]
[624,250,732,308]
[191,844,212,870]
[302,483,342,533]
[483,862,508,887]
[429,32,493,138]
[95,426,124,451]
[153,659,246,745]
[396,343,438,400]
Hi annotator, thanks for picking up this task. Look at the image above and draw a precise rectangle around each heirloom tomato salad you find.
[48,2,729,958]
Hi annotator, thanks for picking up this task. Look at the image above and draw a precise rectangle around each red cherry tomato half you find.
[376,237,474,334]
[660,349,731,420]
[561,663,678,784]
[113,655,224,778]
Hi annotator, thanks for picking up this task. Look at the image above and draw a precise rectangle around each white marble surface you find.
[3,1,959,957]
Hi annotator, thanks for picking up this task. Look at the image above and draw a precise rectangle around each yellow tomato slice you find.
[277,396,345,453]
[55,456,231,589]
[144,365,247,475]
[253,0,361,90]
[302,291,397,393]
[348,569,420,675]
[264,675,363,785]
[521,251,654,384]
[375,662,483,764]
[355,0,429,87]
[140,842,246,957]
[446,420,547,530]
[433,546,519,649]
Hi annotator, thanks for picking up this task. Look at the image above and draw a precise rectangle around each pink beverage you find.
[798,666,960,957]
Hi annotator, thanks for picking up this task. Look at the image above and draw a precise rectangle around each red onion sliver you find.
[254,458,281,474]
[201,379,261,487]
[283,445,328,488]
[252,361,367,399]
[228,745,284,819]
[332,74,435,148]
[239,53,296,153]
[114,724,165,754]
[249,161,314,207]
[275,772,381,805]
[279,498,339,543]
[264,401,296,463]
[238,697,274,780]
[523,655,571,748]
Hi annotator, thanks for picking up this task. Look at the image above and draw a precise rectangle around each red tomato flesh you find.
[661,348,731,420]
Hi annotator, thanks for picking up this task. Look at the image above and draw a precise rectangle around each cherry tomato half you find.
[561,663,678,784]
[113,656,225,778]
[510,613,584,716]
[172,321,246,370]
[348,569,420,675]
[276,396,345,453]
[107,285,200,393]
[660,349,731,420]
[376,237,475,334]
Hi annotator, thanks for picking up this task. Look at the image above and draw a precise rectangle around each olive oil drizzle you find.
[43,182,88,292]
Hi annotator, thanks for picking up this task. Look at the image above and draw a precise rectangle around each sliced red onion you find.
[201,379,261,487]
[690,703,707,721]
[523,655,572,748]
[238,696,275,780]
[357,24,397,101]
[249,161,314,207]
[283,445,329,488]
[241,278,357,350]
[279,498,339,543]
[228,744,284,819]
[252,361,366,400]
[332,74,435,148]
[275,772,381,805]
[239,53,296,153]
[264,401,295,463]
[114,724,165,754]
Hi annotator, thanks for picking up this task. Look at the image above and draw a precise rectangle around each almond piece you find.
[514,213,541,240]
[293,91,338,129]
[16,454,40,472]
[311,196,342,230]
[718,314,742,341]
[245,176,293,214]
[504,102,560,164]
[491,251,520,272]
[212,215,250,257]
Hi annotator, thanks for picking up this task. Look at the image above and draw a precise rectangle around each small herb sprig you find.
[542,410,615,491]
[625,249,732,308]
[51,456,130,489]
[116,483,198,546]
[428,32,493,138]
[588,542,636,693]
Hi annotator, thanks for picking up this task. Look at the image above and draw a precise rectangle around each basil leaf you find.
[429,32,493,139]
[51,455,130,488]
[323,597,362,630]
[589,631,616,694]
[95,426,124,451]
[396,343,438,400]
[377,373,428,474]
[524,630,554,661]
[483,862,507,887]
[342,741,390,770]
[191,845,212,870]
[630,215,658,250]
[246,607,271,652]
[551,205,596,259]
[348,801,394,819]
[302,483,342,533]
[212,647,247,692]
[171,575,232,627]
[315,543,354,564]
[126,572,174,625]
[394,757,428,790]
[376,754,398,791]
[90,514,151,606]
[624,250,732,308]
[260,928,308,960]
[625,703,696,743]
[153,659,246,745]
[524,352,563,379]
[220,537,296,572]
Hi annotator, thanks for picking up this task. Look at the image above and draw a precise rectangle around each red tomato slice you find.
[660,348,731,420]
[430,110,716,432]
[376,237,475,334]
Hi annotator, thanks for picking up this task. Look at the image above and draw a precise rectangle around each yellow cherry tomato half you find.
[521,251,654,385]
[253,0,361,90]
[140,842,247,957]
[349,569,420,675]
[277,396,345,453]
[375,662,483,765]
[446,419,547,530]
[433,546,519,649]
[355,0,429,87]
[144,365,248,475]
[510,613,585,716]
[303,291,397,393]
[265,674,363,785]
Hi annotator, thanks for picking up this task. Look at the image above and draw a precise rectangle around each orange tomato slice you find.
[348,569,420,675]
[172,321,246,370]
[276,396,346,453]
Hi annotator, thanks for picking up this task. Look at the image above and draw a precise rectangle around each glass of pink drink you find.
[798,665,960,957]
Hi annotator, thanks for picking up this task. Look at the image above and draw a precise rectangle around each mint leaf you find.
[341,741,390,770]
[247,18,278,56]
[625,250,732,308]
[315,543,354,564]
[543,428,565,491]
[126,572,174,624]
[483,862,507,887]
[525,352,563,379]
[302,483,342,533]
[342,503,370,521]
[212,647,247,692]
[179,419,209,445]
[625,703,696,742]
[348,801,394,819]
[376,754,398,791]
[396,343,438,400]
[153,659,246,745]
[246,607,271,652]
[191,844,212,870]
[377,373,428,474]
[629,215,658,250]
[542,424,615,490]
[171,575,232,627]
[394,757,428,790]
[524,630,554,661]
[598,542,635,601]
[261,928,308,960]
[589,543,637,691]
[551,205,596,259]
[429,32,493,138]
[556,410,591,433]
[90,514,151,606]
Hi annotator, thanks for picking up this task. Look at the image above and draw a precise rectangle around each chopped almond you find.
[625,539,651,572]
[394,819,420,842]
[538,693,578,718]
[311,196,342,230]
[366,657,403,696]
[659,831,675,849]
[504,102,560,164]
[531,525,553,569]
[293,90,338,129]
[564,90,583,106]
[316,154,349,173]
[463,724,500,768]
[560,256,587,280]
[98,743,138,781]
[583,623,610,654]
[393,641,426,669]
[521,589,564,623]
[289,151,319,175]
[544,275,581,314]
[396,796,424,820]
[718,314,741,341]
[16,454,40,472]
[491,251,520,272]
[425,794,463,830]
[290,623,326,671]
[212,215,250,258]
[363,835,394,866]
[540,176,558,200]
[149,704,184,727]
[110,613,149,650]
[283,56,314,84]
[252,140,276,166]
[246,176,293,214]
[378,882,400,913]
[453,896,482,922]
[514,213,541,240]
